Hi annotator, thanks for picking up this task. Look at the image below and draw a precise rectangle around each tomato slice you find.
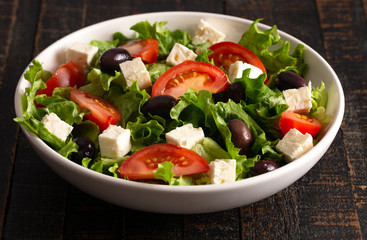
[118,143,210,180]
[279,110,322,137]
[37,61,86,96]
[209,42,267,82]
[119,39,159,64]
[70,88,121,131]
[151,60,229,99]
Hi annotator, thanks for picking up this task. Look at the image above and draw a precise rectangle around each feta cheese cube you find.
[165,124,205,149]
[166,43,197,66]
[98,125,131,159]
[41,112,73,142]
[119,57,152,90]
[66,42,98,71]
[192,19,225,45]
[227,61,263,82]
[276,128,313,162]
[208,159,236,184]
[283,81,312,114]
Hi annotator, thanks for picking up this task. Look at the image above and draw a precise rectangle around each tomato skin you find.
[118,143,210,180]
[37,61,86,96]
[151,60,229,99]
[70,88,121,132]
[279,110,322,137]
[119,39,159,64]
[208,42,267,82]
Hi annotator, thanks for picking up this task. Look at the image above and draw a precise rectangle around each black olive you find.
[99,48,132,75]
[227,119,252,154]
[141,95,179,119]
[70,137,96,164]
[250,159,280,176]
[274,71,307,91]
[222,83,245,103]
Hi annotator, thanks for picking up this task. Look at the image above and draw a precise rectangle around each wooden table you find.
[1,0,366,239]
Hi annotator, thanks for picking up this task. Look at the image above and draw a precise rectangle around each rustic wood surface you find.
[1,0,366,239]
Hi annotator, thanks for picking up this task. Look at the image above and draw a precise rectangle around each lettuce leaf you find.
[235,69,288,139]
[105,82,150,127]
[146,62,171,84]
[86,156,126,177]
[192,137,231,163]
[238,19,307,85]
[126,116,165,152]
[310,82,331,126]
[153,162,193,185]
[130,21,192,58]
[14,60,70,150]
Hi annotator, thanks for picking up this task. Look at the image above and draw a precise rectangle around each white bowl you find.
[14,11,344,214]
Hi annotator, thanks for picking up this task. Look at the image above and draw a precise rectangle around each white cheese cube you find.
[192,19,225,45]
[165,124,205,149]
[98,125,131,159]
[283,81,312,114]
[166,43,197,66]
[228,61,263,82]
[208,159,236,184]
[66,42,98,71]
[41,112,73,142]
[276,128,313,162]
[119,57,152,90]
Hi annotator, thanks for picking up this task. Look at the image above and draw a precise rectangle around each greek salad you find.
[14,19,330,185]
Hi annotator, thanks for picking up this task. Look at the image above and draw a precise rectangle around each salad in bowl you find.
[14,17,330,187]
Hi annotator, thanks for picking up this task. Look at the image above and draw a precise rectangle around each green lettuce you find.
[310,82,331,126]
[126,116,165,152]
[13,60,69,150]
[85,156,127,177]
[130,21,192,58]
[153,162,193,185]
[235,69,288,139]
[170,88,282,179]
[90,38,119,68]
[105,82,151,127]
[146,62,171,84]
[238,19,307,85]
[192,137,231,163]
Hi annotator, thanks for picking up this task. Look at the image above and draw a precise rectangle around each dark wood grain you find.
[0,0,42,237]
[1,0,366,239]
[316,0,367,238]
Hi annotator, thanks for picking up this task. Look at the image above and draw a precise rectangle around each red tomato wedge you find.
[37,61,86,97]
[119,39,159,64]
[151,60,229,99]
[118,143,210,180]
[208,42,267,82]
[70,88,121,132]
[279,110,322,137]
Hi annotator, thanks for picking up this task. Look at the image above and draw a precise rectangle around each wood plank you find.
[33,0,86,55]
[294,134,362,239]
[316,0,367,238]
[0,0,18,236]
[240,188,300,239]
[123,210,184,239]
[183,0,223,13]
[63,186,125,240]
[0,0,41,238]
[3,0,85,239]
[132,0,183,13]
[184,209,241,239]
[84,0,133,25]
[2,132,68,239]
